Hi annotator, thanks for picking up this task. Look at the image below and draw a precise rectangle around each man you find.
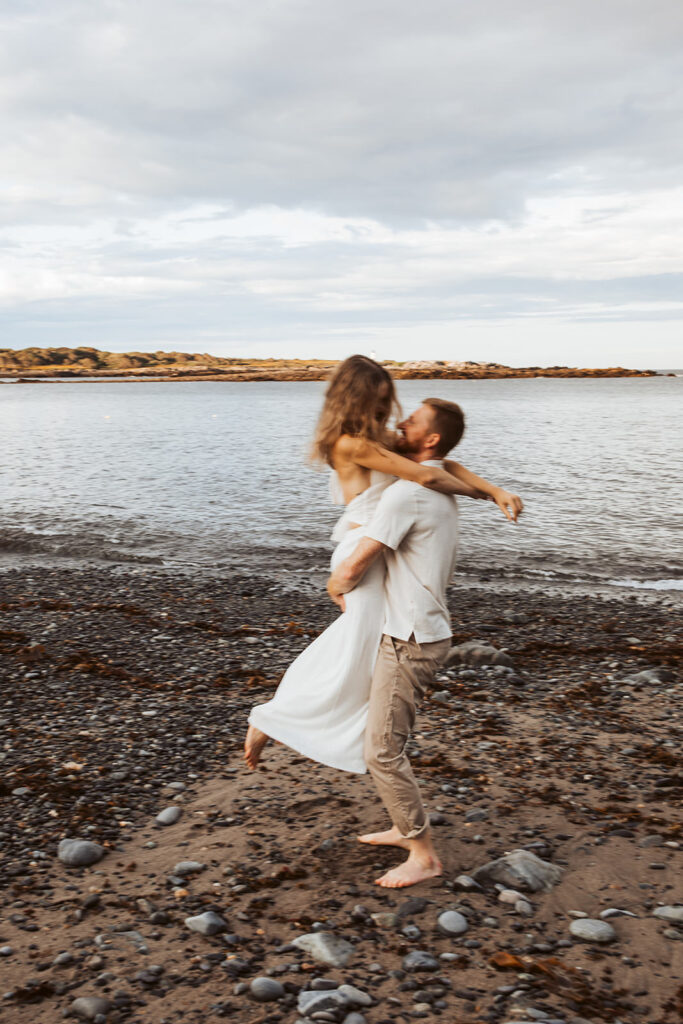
[327,398,522,888]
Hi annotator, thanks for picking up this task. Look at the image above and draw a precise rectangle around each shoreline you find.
[2,366,660,383]
[0,563,680,1023]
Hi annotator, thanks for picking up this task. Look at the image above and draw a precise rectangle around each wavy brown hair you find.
[312,355,401,466]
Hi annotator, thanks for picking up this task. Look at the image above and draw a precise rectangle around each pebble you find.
[370,912,397,929]
[600,908,638,919]
[173,860,206,876]
[465,808,489,822]
[298,990,348,1015]
[57,839,105,867]
[453,874,481,891]
[155,806,182,825]
[653,906,683,924]
[569,918,617,944]
[250,977,285,1001]
[70,996,113,1021]
[472,849,562,892]
[402,950,440,971]
[184,911,228,936]
[337,984,372,1007]
[0,947,13,957]
[515,899,533,916]
[342,1015,367,1024]
[53,951,74,966]
[498,888,524,904]
[402,924,421,939]
[437,910,468,936]
[292,931,355,968]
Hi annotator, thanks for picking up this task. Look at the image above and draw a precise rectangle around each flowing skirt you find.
[248,528,385,773]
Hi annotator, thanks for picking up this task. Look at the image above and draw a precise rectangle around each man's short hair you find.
[423,397,465,457]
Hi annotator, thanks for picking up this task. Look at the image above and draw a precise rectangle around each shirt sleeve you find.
[364,483,417,550]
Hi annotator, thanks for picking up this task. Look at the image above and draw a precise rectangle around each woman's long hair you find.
[312,354,401,466]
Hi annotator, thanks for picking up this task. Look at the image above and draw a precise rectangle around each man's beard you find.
[395,432,420,455]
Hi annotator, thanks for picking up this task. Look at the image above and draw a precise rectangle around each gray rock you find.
[185,911,228,936]
[156,806,182,826]
[402,924,421,939]
[569,918,617,944]
[622,667,674,685]
[343,1015,367,1024]
[53,951,74,966]
[173,860,206,876]
[446,640,514,668]
[639,834,665,847]
[515,899,533,916]
[472,849,562,892]
[0,946,13,957]
[58,839,105,867]
[453,874,481,891]
[437,910,468,936]
[250,977,284,1001]
[600,908,637,919]
[465,807,489,822]
[402,949,440,971]
[71,996,113,1021]
[292,931,354,968]
[298,990,348,1015]
[337,984,372,1007]
[653,906,683,925]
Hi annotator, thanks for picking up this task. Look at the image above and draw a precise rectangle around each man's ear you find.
[425,432,441,455]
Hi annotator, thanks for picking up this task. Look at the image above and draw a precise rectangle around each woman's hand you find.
[491,488,524,522]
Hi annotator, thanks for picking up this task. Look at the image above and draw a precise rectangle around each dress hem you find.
[248,711,367,775]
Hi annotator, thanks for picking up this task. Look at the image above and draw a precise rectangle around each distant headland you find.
[0,346,657,381]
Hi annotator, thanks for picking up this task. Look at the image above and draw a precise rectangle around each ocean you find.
[1,375,682,596]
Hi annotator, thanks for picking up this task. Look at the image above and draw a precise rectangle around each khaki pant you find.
[364,633,451,839]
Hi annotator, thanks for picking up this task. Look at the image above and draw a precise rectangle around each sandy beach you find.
[0,565,681,1023]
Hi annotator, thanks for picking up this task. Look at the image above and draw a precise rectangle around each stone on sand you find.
[58,839,105,867]
[569,918,617,943]
[292,931,355,968]
[472,849,562,892]
[184,911,228,936]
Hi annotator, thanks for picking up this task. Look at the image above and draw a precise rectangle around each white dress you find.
[248,470,395,773]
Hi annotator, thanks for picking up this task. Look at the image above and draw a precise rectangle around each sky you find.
[1,0,683,367]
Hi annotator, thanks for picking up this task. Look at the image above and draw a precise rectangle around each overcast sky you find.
[2,0,682,367]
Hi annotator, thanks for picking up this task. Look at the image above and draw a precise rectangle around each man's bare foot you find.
[358,826,410,850]
[375,851,443,888]
[244,724,269,769]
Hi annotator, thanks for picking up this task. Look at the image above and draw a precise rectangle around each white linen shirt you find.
[364,460,459,643]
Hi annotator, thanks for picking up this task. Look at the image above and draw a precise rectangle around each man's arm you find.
[326,537,386,611]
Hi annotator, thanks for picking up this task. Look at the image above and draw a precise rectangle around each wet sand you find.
[0,565,681,1023]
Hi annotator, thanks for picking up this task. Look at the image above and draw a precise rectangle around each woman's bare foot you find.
[375,850,443,888]
[244,724,269,769]
[358,826,410,850]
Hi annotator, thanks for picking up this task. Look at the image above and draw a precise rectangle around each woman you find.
[245,355,520,772]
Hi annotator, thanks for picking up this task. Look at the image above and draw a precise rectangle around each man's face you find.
[396,404,437,455]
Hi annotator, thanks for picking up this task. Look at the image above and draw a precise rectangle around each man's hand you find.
[492,488,524,523]
[326,537,387,610]
[326,575,347,612]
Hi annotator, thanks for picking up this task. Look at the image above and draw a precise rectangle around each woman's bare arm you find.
[335,436,477,496]
[444,460,524,522]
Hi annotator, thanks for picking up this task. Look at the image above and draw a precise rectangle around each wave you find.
[607,577,683,592]
[0,527,163,565]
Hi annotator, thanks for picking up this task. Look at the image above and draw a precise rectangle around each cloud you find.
[1,0,682,363]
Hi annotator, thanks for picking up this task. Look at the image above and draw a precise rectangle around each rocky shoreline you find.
[0,347,658,381]
[0,565,681,1023]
